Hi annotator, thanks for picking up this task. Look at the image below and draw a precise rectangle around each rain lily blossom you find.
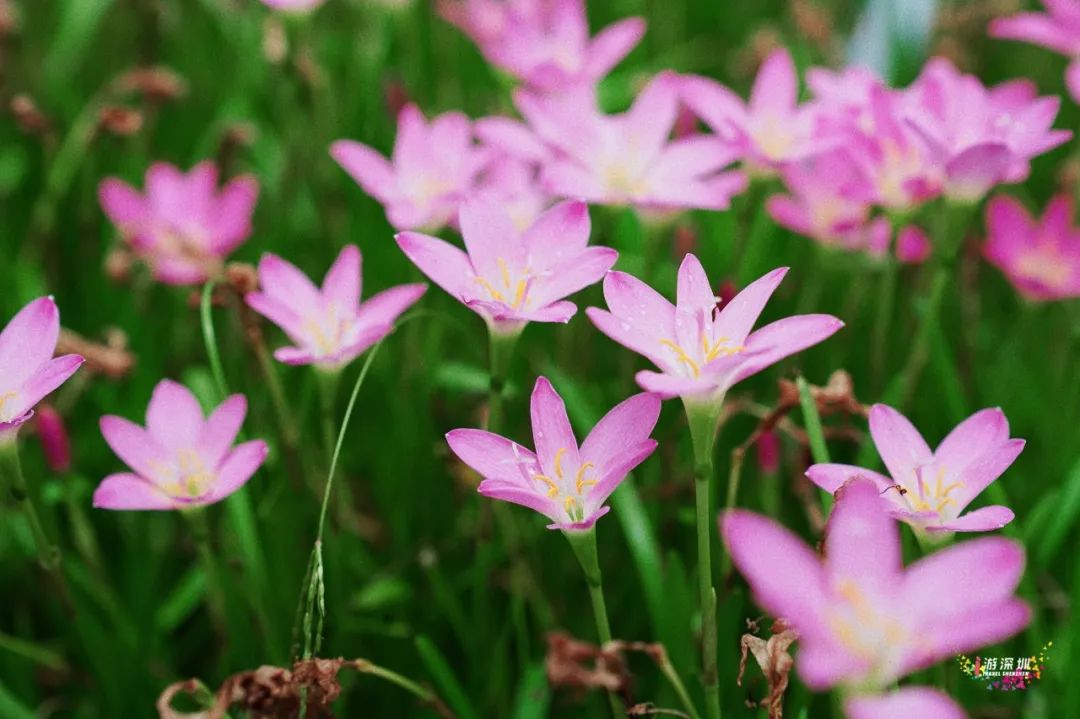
[516,72,746,212]
[680,48,819,172]
[94,380,268,511]
[807,404,1023,535]
[396,198,616,335]
[983,194,1080,301]
[438,0,644,92]
[246,245,427,368]
[0,298,85,444]
[903,58,1071,202]
[586,255,843,405]
[446,376,660,530]
[990,0,1080,103]
[99,162,258,285]
[846,687,966,719]
[721,476,1030,691]
[331,104,491,231]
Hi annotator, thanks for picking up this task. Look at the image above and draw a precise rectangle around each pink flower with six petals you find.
[586,255,843,403]
[0,298,84,443]
[807,404,1023,535]
[99,162,258,286]
[94,380,268,511]
[990,0,1080,103]
[447,376,660,530]
[722,476,1030,691]
[983,194,1080,301]
[246,245,427,368]
[396,199,616,334]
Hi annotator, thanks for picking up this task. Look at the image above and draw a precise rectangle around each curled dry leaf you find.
[57,328,135,379]
[737,619,799,719]
[546,631,628,694]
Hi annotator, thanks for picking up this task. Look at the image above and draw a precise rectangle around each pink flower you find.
[36,405,72,474]
[396,199,616,334]
[983,194,1080,301]
[471,154,551,231]
[586,255,843,403]
[246,245,427,368]
[515,72,746,212]
[99,162,258,286]
[990,0,1080,102]
[721,476,1030,690]
[846,687,966,719]
[0,298,85,443]
[903,58,1070,202]
[680,48,819,171]
[94,380,268,511]
[807,404,1023,534]
[331,104,492,231]
[259,0,323,11]
[446,377,660,530]
[438,0,644,92]
[766,150,876,244]
[896,225,932,264]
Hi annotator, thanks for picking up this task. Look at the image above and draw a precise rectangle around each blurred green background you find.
[1,0,1078,716]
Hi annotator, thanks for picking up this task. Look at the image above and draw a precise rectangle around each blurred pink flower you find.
[515,72,746,212]
[586,255,842,403]
[331,104,492,231]
[259,0,324,11]
[807,404,1023,534]
[36,405,71,474]
[246,245,426,368]
[94,381,267,511]
[904,58,1070,202]
[99,162,258,285]
[0,298,84,444]
[471,155,551,231]
[447,376,659,530]
[681,48,819,171]
[984,194,1080,301]
[990,0,1080,102]
[721,477,1030,690]
[766,150,876,243]
[846,687,966,719]
[396,199,615,334]
[896,225,932,264]
[439,0,644,92]
[755,429,780,475]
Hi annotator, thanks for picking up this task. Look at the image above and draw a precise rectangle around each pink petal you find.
[446,428,538,482]
[587,438,657,508]
[548,505,612,531]
[145,380,206,451]
[98,179,147,227]
[245,291,307,344]
[984,195,1034,265]
[395,231,475,302]
[530,377,581,479]
[330,140,399,203]
[528,246,616,309]
[517,299,577,324]
[580,392,661,468]
[540,160,608,203]
[197,394,247,467]
[823,477,902,588]
[934,408,1010,470]
[952,439,1025,510]
[928,505,1015,532]
[0,297,62,388]
[846,687,967,719]
[989,13,1079,55]
[904,537,1025,624]
[584,16,645,78]
[9,355,84,418]
[634,370,715,399]
[475,117,549,163]
[322,245,362,308]
[597,270,676,358]
[356,283,427,329]
[678,74,748,140]
[720,509,828,627]
[651,136,741,183]
[522,200,591,270]
[207,440,267,503]
[479,479,560,523]
[918,599,1030,667]
[730,314,844,385]
[1068,59,1080,103]
[274,346,318,365]
[944,143,1013,202]
[92,473,177,511]
[806,463,893,493]
[210,174,258,254]
[750,48,798,117]
[868,404,933,487]
[100,415,170,479]
[676,253,716,316]
[713,267,788,345]
[460,201,521,273]
[257,253,324,313]
[624,71,680,162]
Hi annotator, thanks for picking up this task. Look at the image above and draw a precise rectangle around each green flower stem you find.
[486,327,520,434]
[315,368,343,466]
[565,528,622,718]
[0,442,66,580]
[796,375,830,466]
[718,446,745,583]
[684,398,724,719]
[183,508,227,634]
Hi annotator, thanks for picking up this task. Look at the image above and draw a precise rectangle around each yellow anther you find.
[659,339,701,378]
[0,390,17,417]
[497,258,512,289]
[575,462,596,494]
[564,495,577,512]
[474,277,506,302]
[534,474,560,498]
[553,448,567,479]
[511,280,528,309]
